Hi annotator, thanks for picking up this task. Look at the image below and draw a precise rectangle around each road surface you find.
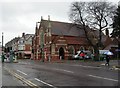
[1,59,119,87]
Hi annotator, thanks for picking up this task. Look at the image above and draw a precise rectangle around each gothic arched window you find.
[68,46,75,55]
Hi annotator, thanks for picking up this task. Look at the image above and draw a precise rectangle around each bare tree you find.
[69,1,116,60]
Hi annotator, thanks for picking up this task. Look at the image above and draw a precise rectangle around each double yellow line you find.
[4,67,40,88]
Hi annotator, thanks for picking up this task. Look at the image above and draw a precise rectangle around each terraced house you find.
[17,33,34,59]
[5,33,34,59]
[32,16,110,61]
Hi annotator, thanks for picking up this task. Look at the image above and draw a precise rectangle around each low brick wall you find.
[33,54,71,61]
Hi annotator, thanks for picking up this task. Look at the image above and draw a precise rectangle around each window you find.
[68,46,75,55]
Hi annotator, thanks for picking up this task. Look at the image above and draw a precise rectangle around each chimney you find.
[22,32,25,37]
[41,16,43,21]
[48,15,51,28]
[36,22,38,30]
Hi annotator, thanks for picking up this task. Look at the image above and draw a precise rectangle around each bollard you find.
[2,54,4,63]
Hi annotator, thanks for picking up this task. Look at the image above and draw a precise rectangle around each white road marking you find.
[88,75,118,82]
[34,78,56,88]
[62,69,74,73]
[17,70,28,76]
[54,68,74,73]
[73,65,101,68]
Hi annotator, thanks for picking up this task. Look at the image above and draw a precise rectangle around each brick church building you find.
[32,16,107,61]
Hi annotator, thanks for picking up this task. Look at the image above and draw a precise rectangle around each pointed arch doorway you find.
[59,47,64,60]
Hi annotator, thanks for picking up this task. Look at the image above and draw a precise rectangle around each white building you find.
[17,33,34,59]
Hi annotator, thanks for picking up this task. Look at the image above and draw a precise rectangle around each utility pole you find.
[2,32,3,53]
[2,32,4,62]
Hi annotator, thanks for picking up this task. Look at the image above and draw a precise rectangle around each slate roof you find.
[40,19,107,45]
[41,20,86,37]
[5,37,20,47]
[104,37,120,50]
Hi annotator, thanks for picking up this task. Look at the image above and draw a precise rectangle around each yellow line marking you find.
[3,67,40,88]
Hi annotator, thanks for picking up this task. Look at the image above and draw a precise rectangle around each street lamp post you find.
[2,32,4,62]
[2,32,3,52]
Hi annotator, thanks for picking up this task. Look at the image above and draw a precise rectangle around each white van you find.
[99,50,109,54]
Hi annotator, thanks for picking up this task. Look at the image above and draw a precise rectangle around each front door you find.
[59,47,64,60]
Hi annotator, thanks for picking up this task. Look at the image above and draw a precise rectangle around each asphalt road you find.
[1,59,119,87]
[0,65,26,88]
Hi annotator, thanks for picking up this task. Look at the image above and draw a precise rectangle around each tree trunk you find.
[93,45,99,61]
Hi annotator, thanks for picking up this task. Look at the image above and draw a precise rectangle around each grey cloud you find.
[0,2,71,44]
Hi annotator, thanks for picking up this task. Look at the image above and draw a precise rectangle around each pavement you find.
[58,60,120,70]
[1,57,120,71]
[17,59,120,71]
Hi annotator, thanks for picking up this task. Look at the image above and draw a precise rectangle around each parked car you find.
[72,50,92,60]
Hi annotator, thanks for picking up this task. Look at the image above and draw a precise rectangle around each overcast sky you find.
[0,0,119,45]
